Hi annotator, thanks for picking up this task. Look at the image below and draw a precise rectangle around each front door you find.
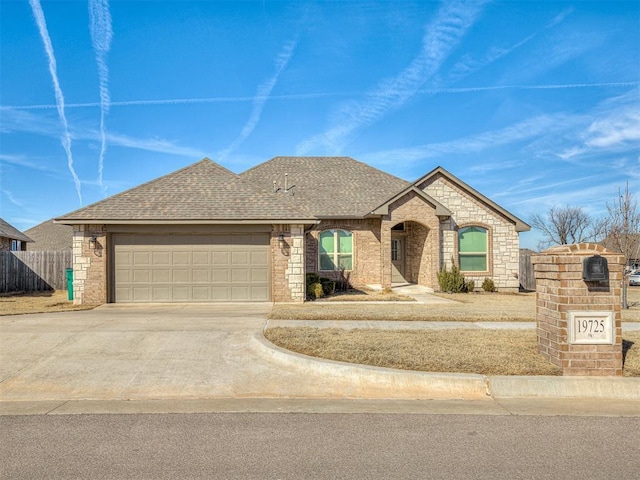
[391,237,406,283]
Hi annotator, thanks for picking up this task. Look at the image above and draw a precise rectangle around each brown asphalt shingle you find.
[57,158,314,221]
[0,217,33,243]
[240,156,410,217]
[25,219,73,251]
[56,157,411,222]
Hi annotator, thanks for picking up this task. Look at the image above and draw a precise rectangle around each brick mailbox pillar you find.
[532,243,624,376]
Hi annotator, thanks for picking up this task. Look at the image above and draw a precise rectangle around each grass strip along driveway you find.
[267,290,640,377]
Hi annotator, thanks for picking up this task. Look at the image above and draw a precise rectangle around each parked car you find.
[629,272,640,286]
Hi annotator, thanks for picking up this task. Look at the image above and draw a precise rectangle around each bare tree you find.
[602,182,640,269]
[530,205,598,250]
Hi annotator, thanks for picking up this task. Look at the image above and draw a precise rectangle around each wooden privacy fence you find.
[0,251,72,293]
[519,251,536,291]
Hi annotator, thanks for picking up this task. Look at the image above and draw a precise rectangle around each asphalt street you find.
[2,412,639,479]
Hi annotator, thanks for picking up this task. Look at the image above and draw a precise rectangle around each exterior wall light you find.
[89,236,98,249]
[278,233,285,248]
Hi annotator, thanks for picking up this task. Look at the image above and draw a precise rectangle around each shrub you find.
[437,262,468,293]
[320,277,336,296]
[466,280,475,292]
[306,272,320,285]
[307,282,324,300]
[482,277,496,292]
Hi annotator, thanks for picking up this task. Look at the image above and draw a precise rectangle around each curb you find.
[487,375,640,400]
[250,332,489,400]
[253,332,640,401]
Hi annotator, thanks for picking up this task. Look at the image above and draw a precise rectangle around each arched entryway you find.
[390,221,431,285]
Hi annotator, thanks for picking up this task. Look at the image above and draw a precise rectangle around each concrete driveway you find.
[1,305,638,406]
[0,304,488,402]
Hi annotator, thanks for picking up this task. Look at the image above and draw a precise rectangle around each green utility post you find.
[66,268,74,301]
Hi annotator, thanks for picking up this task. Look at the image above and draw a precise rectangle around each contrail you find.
[28,0,82,204]
[2,82,637,111]
[220,37,297,160]
[89,0,113,194]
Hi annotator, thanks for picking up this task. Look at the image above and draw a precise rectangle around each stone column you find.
[72,224,107,305]
[532,243,624,376]
[286,225,305,302]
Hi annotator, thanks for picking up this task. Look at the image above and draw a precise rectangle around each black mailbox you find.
[583,255,609,282]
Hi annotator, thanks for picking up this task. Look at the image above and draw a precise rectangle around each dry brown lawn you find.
[0,291,97,316]
[264,327,640,377]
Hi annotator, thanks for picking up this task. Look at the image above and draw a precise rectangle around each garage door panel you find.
[192,269,210,282]
[172,252,190,265]
[113,233,270,302]
[251,286,269,301]
[172,286,190,301]
[212,286,229,300]
[231,251,249,265]
[231,269,248,282]
[251,268,268,282]
[192,286,210,300]
[172,269,190,283]
[152,251,170,265]
[133,252,151,265]
[212,269,229,283]
[133,287,151,302]
[251,250,268,265]
[153,269,170,283]
[133,269,150,282]
[192,251,210,264]
[212,252,229,264]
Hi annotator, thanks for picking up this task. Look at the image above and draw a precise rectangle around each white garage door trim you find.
[112,233,270,302]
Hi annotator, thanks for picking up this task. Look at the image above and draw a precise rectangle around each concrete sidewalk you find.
[267,319,640,331]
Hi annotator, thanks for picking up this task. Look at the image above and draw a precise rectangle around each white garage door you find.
[113,233,270,302]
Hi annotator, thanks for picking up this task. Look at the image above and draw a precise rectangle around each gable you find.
[415,167,530,232]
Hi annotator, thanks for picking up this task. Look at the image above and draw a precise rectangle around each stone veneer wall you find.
[306,218,382,287]
[532,243,623,376]
[272,224,305,302]
[72,225,107,305]
[420,174,521,292]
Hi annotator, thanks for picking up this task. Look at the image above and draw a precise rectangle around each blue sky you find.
[1,0,638,250]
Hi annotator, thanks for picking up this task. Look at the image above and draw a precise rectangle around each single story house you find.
[0,217,32,251]
[25,218,74,251]
[56,157,530,304]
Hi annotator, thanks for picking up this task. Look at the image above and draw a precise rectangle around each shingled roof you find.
[56,159,314,222]
[25,218,73,251]
[0,217,33,243]
[240,156,410,217]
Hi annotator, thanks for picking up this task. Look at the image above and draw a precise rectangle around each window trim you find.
[457,225,489,273]
[318,229,353,271]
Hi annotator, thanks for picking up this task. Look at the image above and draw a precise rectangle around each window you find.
[10,240,21,251]
[319,229,353,271]
[458,226,487,271]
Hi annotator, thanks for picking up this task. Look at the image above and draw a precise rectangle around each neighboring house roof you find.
[54,157,528,229]
[24,219,73,251]
[0,217,33,243]
[414,166,531,232]
[600,233,640,258]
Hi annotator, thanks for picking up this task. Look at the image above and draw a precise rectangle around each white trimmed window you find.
[458,226,487,271]
[319,229,353,271]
